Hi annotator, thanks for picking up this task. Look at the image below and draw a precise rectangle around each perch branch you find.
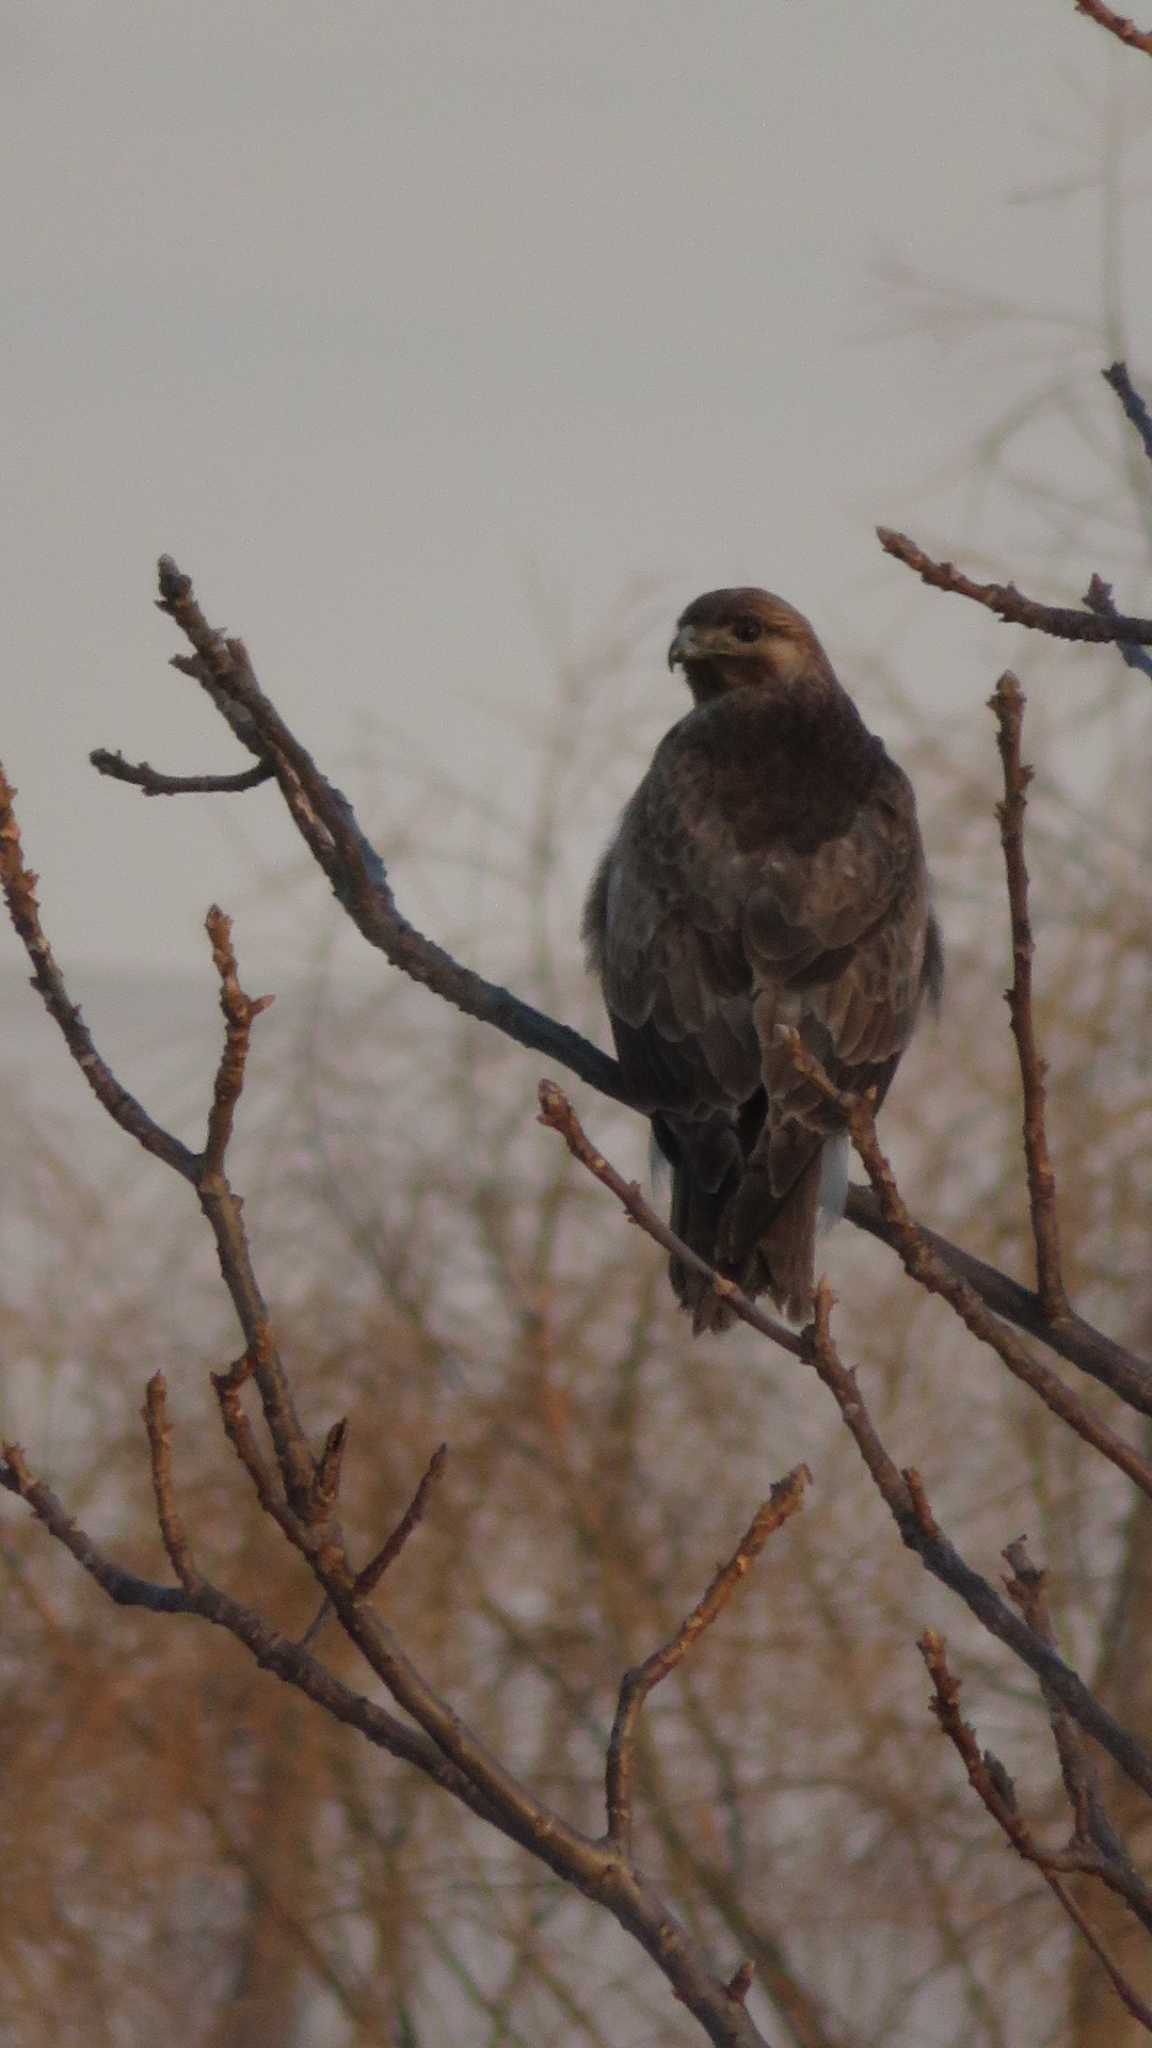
[784,1036,1152,1501]
[84,561,1150,1404]
[538,1078,804,1357]
[538,1087,1152,1804]
[843,1185,1152,1414]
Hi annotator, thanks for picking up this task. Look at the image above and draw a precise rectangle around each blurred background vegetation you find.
[3,122,1152,2048]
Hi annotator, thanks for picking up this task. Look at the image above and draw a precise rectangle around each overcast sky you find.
[2,0,1150,1002]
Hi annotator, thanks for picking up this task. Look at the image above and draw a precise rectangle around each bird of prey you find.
[584,587,942,1332]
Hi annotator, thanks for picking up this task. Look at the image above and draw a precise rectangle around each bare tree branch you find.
[921,1628,1152,2035]
[1077,0,1152,55]
[89,748,274,795]
[354,1442,449,1600]
[1104,361,1152,462]
[142,1374,200,1593]
[606,1468,811,1852]
[1085,571,1152,681]
[786,1036,1152,1494]
[81,562,1150,1405]
[989,675,1067,1319]
[0,782,779,2048]
[204,905,274,1176]
[536,1086,1152,1804]
[878,527,1152,646]
[844,1185,1152,1413]
[0,765,199,1180]
[1003,1540,1152,1938]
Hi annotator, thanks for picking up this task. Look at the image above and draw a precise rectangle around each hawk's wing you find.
[587,730,931,1113]
[584,707,936,1323]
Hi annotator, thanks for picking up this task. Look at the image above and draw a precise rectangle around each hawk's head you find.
[668,588,826,704]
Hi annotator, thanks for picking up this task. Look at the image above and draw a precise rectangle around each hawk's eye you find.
[731,616,761,644]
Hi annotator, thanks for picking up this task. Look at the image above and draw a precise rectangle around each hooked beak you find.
[667,625,700,670]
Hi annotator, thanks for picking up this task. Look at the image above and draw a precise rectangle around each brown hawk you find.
[584,587,942,1331]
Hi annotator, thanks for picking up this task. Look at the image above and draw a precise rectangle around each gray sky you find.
[2,0,1149,994]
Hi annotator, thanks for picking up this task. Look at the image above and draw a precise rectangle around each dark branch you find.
[1085,573,1152,682]
[921,1627,1152,2035]
[989,675,1067,1319]
[787,1036,1152,1492]
[844,1186,1152,1414]
[88,563,1150,1399]
[1003,1540,1152,1939]
[90,748,275,796]
[1077,0,1152,54]
[0,765,199,1180]
[605,1468,810,1852]
[203,905,274,1177]
[143,1375,200,1593]
[878,527,1152,644]
[1104,361,1152,462]
[355,1442,449,1599]
[538,1079,804,1355]
[538,1088,1152,1805]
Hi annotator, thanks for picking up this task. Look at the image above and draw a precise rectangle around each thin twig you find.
[1077,0,1152,55]
[536,1089,1152,1805]
[0,765,198,1179]
[605,1468,810,1852]
[877,527,1152,642]
[921,1630,1152,2035]
[726,1963,755,2006]
[300,1440,452,1651]
[844,1184,1152,1414]
[203,906,274,1176]
[0,765,315,1507]
[1003,1541,1152,1937]
[989,675,1066,1319]
[210,1355,302,1543]
[537,1079,804,1358]
[355,1442,449,1599]
[142,1375,199,1592]
[312,1419,349,1518]
[1,1443,189,1614]
[0,1444,528,1826]
[783,1037,1152,1500]
[90,748,274,796]
[1085,573,1152,682]
[1104,361,1152,462]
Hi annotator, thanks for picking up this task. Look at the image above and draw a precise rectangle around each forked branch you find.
[878,527,1152,646]
[921,1629,1152,2034]
[606,1468,811,1852]
[79,557,1148,1399]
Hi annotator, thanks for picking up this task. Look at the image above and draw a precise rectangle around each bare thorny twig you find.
[3,344,1152,2039]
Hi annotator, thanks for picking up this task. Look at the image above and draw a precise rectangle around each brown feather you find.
[584,587,941,1331]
